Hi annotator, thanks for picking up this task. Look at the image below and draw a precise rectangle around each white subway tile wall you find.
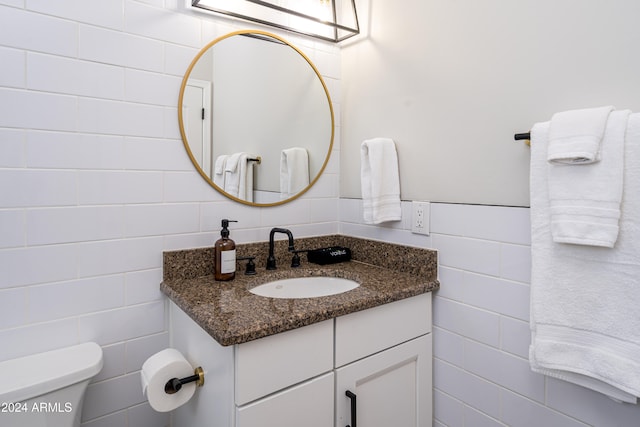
[340,201,640,426]
[0,2,340,426]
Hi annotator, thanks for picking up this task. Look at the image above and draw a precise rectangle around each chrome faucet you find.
[266,228,296,270]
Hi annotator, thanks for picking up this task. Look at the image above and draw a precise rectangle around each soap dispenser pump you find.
[215,219,237,281]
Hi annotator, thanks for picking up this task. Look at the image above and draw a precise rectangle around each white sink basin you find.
[249,276,359,299]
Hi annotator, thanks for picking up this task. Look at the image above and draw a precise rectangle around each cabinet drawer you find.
[236,372,334,427]
[235,319,333,405]
[335,293,431,367]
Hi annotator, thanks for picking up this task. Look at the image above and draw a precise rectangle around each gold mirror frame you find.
[178,29,335,207]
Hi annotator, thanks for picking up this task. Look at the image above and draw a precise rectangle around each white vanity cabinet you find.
[335,293,432,427]
[169,292,432,427]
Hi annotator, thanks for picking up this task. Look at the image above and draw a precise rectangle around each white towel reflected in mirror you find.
[280,148,309,199]
[223,152,256,202]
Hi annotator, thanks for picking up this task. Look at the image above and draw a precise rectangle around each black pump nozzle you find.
[220,219,238,238]
[221,219,238,228]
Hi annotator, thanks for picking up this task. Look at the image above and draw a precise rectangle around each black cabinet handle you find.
[345,390,357,427]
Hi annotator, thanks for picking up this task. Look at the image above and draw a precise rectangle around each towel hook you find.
[514,132,531,146]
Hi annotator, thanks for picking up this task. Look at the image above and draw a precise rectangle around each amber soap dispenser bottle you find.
[215,219,237,281]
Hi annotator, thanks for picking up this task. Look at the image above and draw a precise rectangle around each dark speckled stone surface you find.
[161,235,439,346]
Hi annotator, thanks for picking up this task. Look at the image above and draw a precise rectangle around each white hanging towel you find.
[529,113,640,403]
[224,152,255,202]
[280,147,309,198]
[547,105,614,164]
[547,109,628,247]
[213,154,228,189]
[360,138,401,224]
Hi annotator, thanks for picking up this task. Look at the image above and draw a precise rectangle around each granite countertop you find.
[161,235,439,346]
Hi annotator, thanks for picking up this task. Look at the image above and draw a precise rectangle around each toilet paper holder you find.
[164,366,205,395]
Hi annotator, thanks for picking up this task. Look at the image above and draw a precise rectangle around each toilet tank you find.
[0,343,103,403]
[0,342,103,427]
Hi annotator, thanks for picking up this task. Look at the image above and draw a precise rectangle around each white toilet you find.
[0,342,103,427]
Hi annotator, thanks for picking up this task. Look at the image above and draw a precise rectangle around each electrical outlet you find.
[411,201,430,235]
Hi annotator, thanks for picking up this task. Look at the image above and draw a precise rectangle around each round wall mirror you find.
[178,29,335,206]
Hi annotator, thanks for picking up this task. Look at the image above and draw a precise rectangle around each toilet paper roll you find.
[141,348,196,412]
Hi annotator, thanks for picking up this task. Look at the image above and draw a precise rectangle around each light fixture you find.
[191,0,360,43]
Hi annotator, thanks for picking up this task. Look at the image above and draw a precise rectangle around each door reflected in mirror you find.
[178,30,334,206]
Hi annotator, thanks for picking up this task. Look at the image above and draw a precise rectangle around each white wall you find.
[0,2,340,426]
[341,201,640,427]
[341,0,640,207]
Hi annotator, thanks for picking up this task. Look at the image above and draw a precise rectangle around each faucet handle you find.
[291,252,300,268]
[291,249,308,268]
[237,256,257,275]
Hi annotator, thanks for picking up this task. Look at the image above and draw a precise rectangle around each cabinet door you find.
[335,335,432,427]
[236,372,334,427]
